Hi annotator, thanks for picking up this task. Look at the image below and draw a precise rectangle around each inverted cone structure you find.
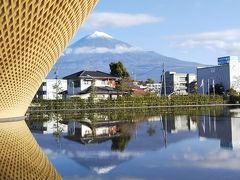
[0,0,98,119]
[0,120,61,179]
[0,0,99,178]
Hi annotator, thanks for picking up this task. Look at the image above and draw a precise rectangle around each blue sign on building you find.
[218,56,238,65]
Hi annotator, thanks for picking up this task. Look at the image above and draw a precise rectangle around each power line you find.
[136,65,163,76]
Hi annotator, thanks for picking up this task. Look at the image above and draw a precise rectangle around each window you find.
[85,130,91,135]
[179,77,186,81]
[101,80,106,85]
[103,129,107,134]
[84,80,91,85]
[211,68,215,73]
[73,81,80,88]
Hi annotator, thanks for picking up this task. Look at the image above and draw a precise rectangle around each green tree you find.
[52,79,64,100]
[147,124,156,136]
[111,135,131,152]
[88,79,96,107]
[138,81,145,85]
[227,88,239,104]
[210,83,225,95]
[109,61,130,78]
[111,123,131,152]
[227,88,238,96]
[145,78,155,84]
[118,78,132,92]
[190,82,198,94]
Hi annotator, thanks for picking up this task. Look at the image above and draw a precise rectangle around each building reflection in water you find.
[162,115,197,134]
[0,119,61,180]
[28,114,68,135]
[199,109,240,149]
[23,109,240,177]
[28,113,199,175]
[67,119,121,142]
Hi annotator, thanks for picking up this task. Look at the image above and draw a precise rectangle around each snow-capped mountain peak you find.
[87,31,113,39]
[69,31,131,49]
[48,31,207,80]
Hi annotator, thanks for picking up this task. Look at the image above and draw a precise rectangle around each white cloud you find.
[83,12,164,29]
[171,148,240,170]
[65,45,142,55]
[169,29,240,54]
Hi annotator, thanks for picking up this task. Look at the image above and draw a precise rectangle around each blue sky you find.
[71,0,240,65]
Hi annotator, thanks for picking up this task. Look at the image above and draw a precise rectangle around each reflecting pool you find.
[26,107,240,180]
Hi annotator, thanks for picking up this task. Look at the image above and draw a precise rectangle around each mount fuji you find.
[47,31,207,81]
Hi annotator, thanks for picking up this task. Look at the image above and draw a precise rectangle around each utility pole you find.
[202,80,205,95]
[213,79,215,96]
[163,63,166,96]
[160,72,163,96]
[160,63,167,96]
[164,115,168,148]
[207,79,210,95]
[54,67,59,100]
[131,72,135,81]
[200,79,205,95]
[54,67,58,79]
[72,81,74,95]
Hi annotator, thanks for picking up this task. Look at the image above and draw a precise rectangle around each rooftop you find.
[79,86,119,95]
[166,71,196,76]
[64,70,118,79]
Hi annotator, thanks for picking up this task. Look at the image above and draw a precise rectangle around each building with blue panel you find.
[218,56,239,65]
[197,56,240,94]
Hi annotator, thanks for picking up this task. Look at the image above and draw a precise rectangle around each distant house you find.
[67,120,120,144]
[146,83,162,94]
[63,70,119,99]
[122,80,150,96]
[78,86,119,99]
[162,71,196,95]
[28,115,68,134]
[35,79,67,100]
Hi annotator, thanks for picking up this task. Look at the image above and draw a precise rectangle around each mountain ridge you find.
[48,31,208,81]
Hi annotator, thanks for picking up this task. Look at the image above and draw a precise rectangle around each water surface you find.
[27,107,240,180]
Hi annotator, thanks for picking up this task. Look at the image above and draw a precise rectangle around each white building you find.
[36,79,67,100]
[28,114,68,134]
[162,71,196,95]
[67,121,119,142]
[146,83,162,93]
[29,121,68,134]
[64,70,119,99]
[197,56,240,94]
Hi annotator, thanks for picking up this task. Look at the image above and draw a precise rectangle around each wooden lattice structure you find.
[0,120,61,179]
[0,0,98,119]
[0,0,99,179]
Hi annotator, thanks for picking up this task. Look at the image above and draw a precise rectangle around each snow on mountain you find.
[87,31,113,39]
[69,31,132,49]
[48,31,207,81]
